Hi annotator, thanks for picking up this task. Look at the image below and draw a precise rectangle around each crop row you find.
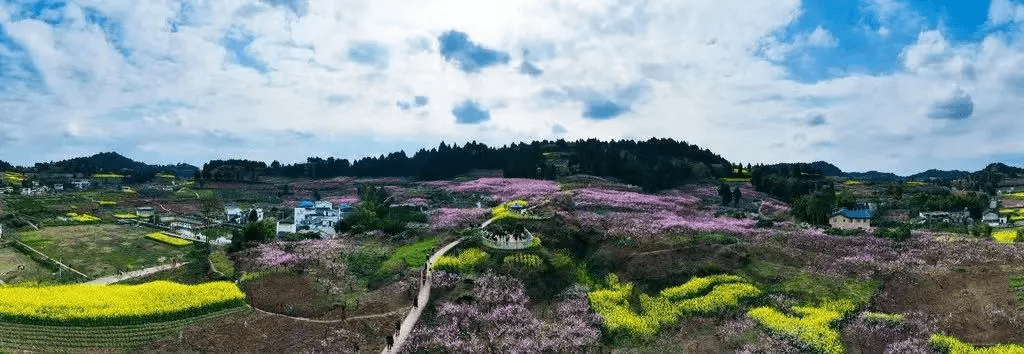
[0,281,246,326]
[0,306,250,351]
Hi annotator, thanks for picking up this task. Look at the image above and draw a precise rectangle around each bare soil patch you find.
[874,267,1024,345]
[142,308,404,353]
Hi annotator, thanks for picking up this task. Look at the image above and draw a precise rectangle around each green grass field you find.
[388,237,438,267]
[0,246,52,283]
[15,225,190,278]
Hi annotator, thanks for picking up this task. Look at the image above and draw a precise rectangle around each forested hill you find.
[30,152,199,182]
[202,138,735,192]
[0,160,12,171]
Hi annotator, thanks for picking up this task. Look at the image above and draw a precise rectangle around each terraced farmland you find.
[0,306,251,351]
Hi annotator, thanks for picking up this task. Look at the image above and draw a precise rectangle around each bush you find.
[502,254,543,271]
[874,226,912,242]
[825,228,867,236]
[432,248,489,273]
[755,219,775,228]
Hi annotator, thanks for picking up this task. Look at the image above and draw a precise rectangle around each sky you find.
[2,0,1024,174]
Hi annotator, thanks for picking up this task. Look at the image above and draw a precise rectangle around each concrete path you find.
[384,238,463,354]
[86,262,188,284]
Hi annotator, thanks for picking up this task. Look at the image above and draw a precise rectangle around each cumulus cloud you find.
[988,0,1024,26]
[2,0,1024,174]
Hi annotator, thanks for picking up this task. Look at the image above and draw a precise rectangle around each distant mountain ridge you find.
[30,152,198,180]
[807,161,1007,181]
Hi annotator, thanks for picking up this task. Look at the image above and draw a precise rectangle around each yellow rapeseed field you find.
[930,334,1024,353]
[993,229,1020,244]
[146,232,192,246]
[0,281,246,326]
[589,273,761,337]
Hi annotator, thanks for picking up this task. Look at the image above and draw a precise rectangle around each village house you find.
[135,207,155,217]
[829,208,874,230]
[72,180,90,189]
[983,212,1007,227]
[224,207,264,224]
[918,208,972,225]
[293,201,350,238]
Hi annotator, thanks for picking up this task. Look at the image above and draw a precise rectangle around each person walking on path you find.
[386,335,394,350]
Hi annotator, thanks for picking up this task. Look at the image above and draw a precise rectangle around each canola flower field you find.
[432,248,489,273]
[146,232,193,246]
[67,212,101,223]
[747,299,856,354]
[0,281,246,326]
[929,334,1024,353]
[588,273,761,337]
[993,229,1021,244]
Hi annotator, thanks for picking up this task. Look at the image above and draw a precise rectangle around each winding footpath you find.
[86,262,188,285]
[384,237,463,354]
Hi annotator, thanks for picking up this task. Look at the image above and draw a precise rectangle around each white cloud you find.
[806,26,838,47]
[1,0,1024,174]
[758,26,838,62]
[988,0,1024,25]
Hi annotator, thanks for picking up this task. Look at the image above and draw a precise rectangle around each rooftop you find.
[838,208,873,219]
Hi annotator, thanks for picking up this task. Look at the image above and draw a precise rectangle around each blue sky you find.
[2,0,1024,174]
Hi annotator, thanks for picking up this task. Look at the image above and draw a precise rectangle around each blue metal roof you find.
[297,201,314,208]
[839,208,873,219]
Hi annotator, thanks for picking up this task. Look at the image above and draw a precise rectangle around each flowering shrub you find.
[929,334,1024,353]
[746,299,856,354]
[571,187,698,212]
[431,270,462,289]
[0,281,246,326]
[426,208,489,231]
[113,213,138,219]
[431,178,560,202]
[402,274,601,353]
[432,248,489,273]
[589,273,761,337]
[146,232,192,246]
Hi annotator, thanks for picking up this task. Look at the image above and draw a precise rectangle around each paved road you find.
[86,262,188,285]
[384,238,463,354]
